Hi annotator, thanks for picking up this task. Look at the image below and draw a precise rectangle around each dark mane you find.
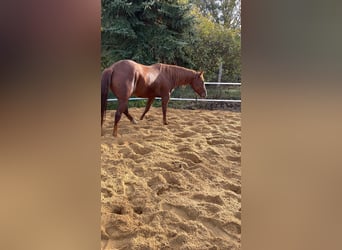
[158,63,197,87]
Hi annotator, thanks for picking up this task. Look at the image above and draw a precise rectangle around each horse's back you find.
[108,60,164,98]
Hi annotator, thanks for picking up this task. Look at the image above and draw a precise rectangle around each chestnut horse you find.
[101,59,207,136]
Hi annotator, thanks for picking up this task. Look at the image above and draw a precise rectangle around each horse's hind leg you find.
[113,100,128,137]
[140,97,155,120]
[124,107,137,124]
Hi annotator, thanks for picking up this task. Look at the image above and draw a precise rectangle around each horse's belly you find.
[133,84,158,98]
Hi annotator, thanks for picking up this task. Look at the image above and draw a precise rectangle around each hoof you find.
[113,126,118,137]
[131,119,138,124]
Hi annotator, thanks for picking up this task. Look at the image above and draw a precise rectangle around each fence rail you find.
[107,82,241,103]
[203,82,241,85]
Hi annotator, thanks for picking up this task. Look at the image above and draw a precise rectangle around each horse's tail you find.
[101,68,113,126]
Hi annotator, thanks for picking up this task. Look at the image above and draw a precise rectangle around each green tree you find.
[101,0,195,69]
[189,0,241,28]
[186,7,240,82]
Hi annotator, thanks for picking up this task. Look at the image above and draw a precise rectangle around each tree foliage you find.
[189,0,241,28]
[186,6,241,82]
[101,0,195,69]
[101,0,240,82]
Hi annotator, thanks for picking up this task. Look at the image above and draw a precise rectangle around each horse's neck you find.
[164,65,195,87]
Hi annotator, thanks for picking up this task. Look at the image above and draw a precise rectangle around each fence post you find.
[217,62,223,97]
[218,62,223,83]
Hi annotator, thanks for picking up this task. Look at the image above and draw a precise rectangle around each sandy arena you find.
[101,107,241,249]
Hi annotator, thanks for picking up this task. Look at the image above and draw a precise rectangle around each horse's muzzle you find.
[200,91,207,98]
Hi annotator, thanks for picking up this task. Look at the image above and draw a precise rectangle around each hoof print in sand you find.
[101,108,241,249]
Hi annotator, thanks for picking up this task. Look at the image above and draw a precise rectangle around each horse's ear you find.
[197,71,204,78]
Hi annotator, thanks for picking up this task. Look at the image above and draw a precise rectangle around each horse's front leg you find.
[161,95,170,125]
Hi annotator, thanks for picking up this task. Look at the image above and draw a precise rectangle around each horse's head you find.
[191,71,207,98]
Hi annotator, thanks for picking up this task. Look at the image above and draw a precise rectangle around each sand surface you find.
[101,107,241,249]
